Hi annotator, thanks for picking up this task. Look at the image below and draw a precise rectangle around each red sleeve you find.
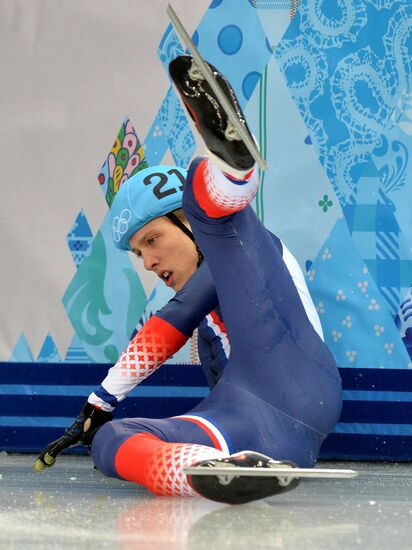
[115,315,188,380]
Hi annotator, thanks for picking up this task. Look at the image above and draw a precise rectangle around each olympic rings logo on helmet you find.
[112,208,132,242]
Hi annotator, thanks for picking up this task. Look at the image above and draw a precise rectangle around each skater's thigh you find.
[191,381,324,467]
[183,164,327,363]
[91,413,229,478]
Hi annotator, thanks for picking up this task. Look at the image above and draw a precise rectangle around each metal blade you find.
[167,3,267,171]
[184,466,358,479]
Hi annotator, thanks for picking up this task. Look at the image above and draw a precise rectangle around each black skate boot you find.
[186,450,300,505]
[169,55,256,177]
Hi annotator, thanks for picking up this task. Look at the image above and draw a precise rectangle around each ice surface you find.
[0,455,411,549]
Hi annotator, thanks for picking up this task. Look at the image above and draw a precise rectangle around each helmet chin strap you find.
[165,212,204,267]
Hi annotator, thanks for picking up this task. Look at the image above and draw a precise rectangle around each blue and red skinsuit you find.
[92,158,342,476]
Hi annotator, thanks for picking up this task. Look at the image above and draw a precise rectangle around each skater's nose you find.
[143,251,158,272]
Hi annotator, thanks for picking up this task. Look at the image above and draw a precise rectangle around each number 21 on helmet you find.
[110,166,188,251]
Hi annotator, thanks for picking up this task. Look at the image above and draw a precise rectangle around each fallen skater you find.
[35,55,344,504]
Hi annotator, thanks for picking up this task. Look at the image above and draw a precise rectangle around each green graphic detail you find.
[123,267,147,339]
[319,194,333,212]
[117,147,129,170]
[63,231,113,347]
[104,344,118,363]
[118,119,126,143]
[257,65,268,223]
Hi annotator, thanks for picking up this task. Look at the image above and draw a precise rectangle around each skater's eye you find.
[133,249,142,258]
[146,235,158,247]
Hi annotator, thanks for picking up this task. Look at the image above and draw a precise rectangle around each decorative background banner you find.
[1,0,412,459]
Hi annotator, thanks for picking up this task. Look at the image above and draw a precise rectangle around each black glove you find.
[34,402,113,472]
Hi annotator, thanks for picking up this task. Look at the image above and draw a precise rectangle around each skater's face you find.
[129,216,199,292]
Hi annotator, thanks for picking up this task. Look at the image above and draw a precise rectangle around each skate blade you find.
[184,466,358,479]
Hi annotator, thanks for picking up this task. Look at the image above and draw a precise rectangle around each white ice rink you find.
[1,454,412,549]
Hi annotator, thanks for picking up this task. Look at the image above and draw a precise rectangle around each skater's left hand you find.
[34,402,113,471]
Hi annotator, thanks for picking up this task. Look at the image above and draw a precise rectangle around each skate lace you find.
[224,121,242,141]
[188,61,204,82]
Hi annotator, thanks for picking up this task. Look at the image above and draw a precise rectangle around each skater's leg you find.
[170,53,330,367]
[185,157,320,349]
[170,53,320,359]
[92,415,228,496]
[182,158,341,435]
[91,393,311,500]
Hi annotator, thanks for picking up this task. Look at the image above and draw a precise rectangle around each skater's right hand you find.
[34,402,113,471]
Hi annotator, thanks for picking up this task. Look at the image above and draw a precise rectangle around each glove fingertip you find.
[34,459,46,472]
[44,453,56,466]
